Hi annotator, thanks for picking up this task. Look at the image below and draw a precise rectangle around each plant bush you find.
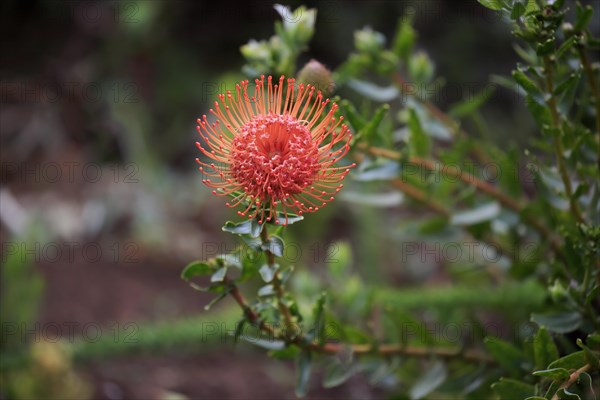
[185,1,599,398]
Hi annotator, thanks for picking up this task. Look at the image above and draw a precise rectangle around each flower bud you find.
[408,51,435,85]
[354,27,386,54]
[298,59,335,96]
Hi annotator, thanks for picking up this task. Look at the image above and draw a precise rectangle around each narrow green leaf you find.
[222,219,264,238]
[339,100,366,131]
[347,79,399,102]
[353,160,399,181]
[531,312,583,334]
[272,213,303,225]
[536,38,556,56]
[492,378,536,399]
[511,1,526,19]
[392,15,417,62]
[532,368,570,380]
[450,202,501,226]
[449,86,496,118]
[576,338,600,367]
[295,350,312,397]
[484,337,528,376]
[548,351,586,370]
[340,191,404,207]
[513,70,544,104]
[203,290,230,311]
[409,362,447,400]
[477,0,504,11]
[210,266,228,283]
[310,292,327,343]
[554,72,580,97]
[242,336,286,350]
[556,36,576,60]
[181,261,213,280]
[587,333,600,348]
[408,108,430,157]
[263,235,284,257]
[574,4,593,31]
[323,359,357,388]
[534,327,559,370]
[233,319,246,343]
[360,104,389,142]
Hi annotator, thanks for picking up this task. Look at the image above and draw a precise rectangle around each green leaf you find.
[536,38,555,57]
[392,15,417,62]
[492,378,536,400]
[323,359,357,388]
[484,337,528,376]
[257,284,275,297]
[217,254,242,269]
[272,213,303,225]
[309,292,327,343]
[548,351,586,370]
[532,368,570,380]
[449,86,496,118]
[242,336,286,350]
[531,312,583,334]
[359,104,389,142]
[587,333,600,349]
[210,266,228,283]
[554,72,581,97]
[222,219,263,238]
[340,100,366,132]
[353,160,399,181]
[408,108,430,157]
[450,202,501,226]
[347,79,399,102]
[409,362,447,400]
[340,191,403,207]
[262,235,284,257]
[513,69,544,104]
[295,350,312,397]
[477,0,504,11]
[574,4,593,31]
[203,290,230,311]
[576,338,600,367]
[534,327,559,370]
[233,319,246,343]
[259,264,277,283]
[511,1,526,19]
[181,261,212,280]
[556,36,576,60]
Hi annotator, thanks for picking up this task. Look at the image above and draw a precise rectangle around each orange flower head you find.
[196,75,354,225]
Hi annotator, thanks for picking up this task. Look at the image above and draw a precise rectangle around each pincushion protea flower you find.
[196,75,354,225]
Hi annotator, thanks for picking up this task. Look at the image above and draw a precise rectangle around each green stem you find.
[577,47,600,171]
[542,56,585,224]
[260,226,294,328]
[225,276,493,364]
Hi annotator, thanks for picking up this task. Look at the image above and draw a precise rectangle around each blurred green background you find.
[2,1,594,399]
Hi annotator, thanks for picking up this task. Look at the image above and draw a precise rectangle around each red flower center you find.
[231,114,320,202]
